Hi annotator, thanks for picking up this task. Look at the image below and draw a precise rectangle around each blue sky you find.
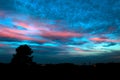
[0,0,120,64]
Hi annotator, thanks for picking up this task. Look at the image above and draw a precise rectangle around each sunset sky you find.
[0,0,120,64]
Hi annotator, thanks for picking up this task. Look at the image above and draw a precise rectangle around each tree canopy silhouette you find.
[11,44,34,65]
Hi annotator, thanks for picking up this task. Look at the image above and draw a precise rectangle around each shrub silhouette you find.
[11,44,34,65]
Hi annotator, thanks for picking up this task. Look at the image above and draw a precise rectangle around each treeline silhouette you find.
[0,45,120,79]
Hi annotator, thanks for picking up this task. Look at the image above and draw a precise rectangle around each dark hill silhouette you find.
[0,45,120,79]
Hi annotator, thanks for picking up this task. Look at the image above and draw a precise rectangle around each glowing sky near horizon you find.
[0,0,120,64]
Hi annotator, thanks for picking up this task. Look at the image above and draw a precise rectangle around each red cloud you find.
[2,27,39,35]
[90,37,107,42]
[13,19,83,38]
[0,18,83,43]
[0,44,9,47]
[40,31,83,38]
[0,26,47,43]
[13,20,52,32]
[90,37,120,42]
[0,30,47,43]
[0,25,33,40]
[0,44,5,47]
[74,48,84,52]
[13,20,34,30]
[0,30,34,40]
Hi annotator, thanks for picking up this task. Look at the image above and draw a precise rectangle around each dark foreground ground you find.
[0,63,120,80]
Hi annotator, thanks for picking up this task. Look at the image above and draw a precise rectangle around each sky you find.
[0,0,120,64]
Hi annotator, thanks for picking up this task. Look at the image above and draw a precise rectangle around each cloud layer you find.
[0,0,120,64]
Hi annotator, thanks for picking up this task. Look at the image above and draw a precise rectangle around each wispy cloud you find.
[90,37,120,43]
[0,0,120,63]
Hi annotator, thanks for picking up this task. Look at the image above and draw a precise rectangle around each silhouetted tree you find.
[11,44,34,65]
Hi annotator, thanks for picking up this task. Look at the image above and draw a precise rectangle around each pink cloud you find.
[0,30,47,43]
[14,20,83,37]
[13,19,51,31]
[13,19,84,37]
[90,37,120,42]
[0,44,5,47]
[40,31,83,38]
[74,48,85,52]
[0,17,83,43]
[2,27,39,35]
[0,30,34,40]
[0,25,47,43]
[0,25,32,40]
[13,19,83,38]
[13,20,35,30]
